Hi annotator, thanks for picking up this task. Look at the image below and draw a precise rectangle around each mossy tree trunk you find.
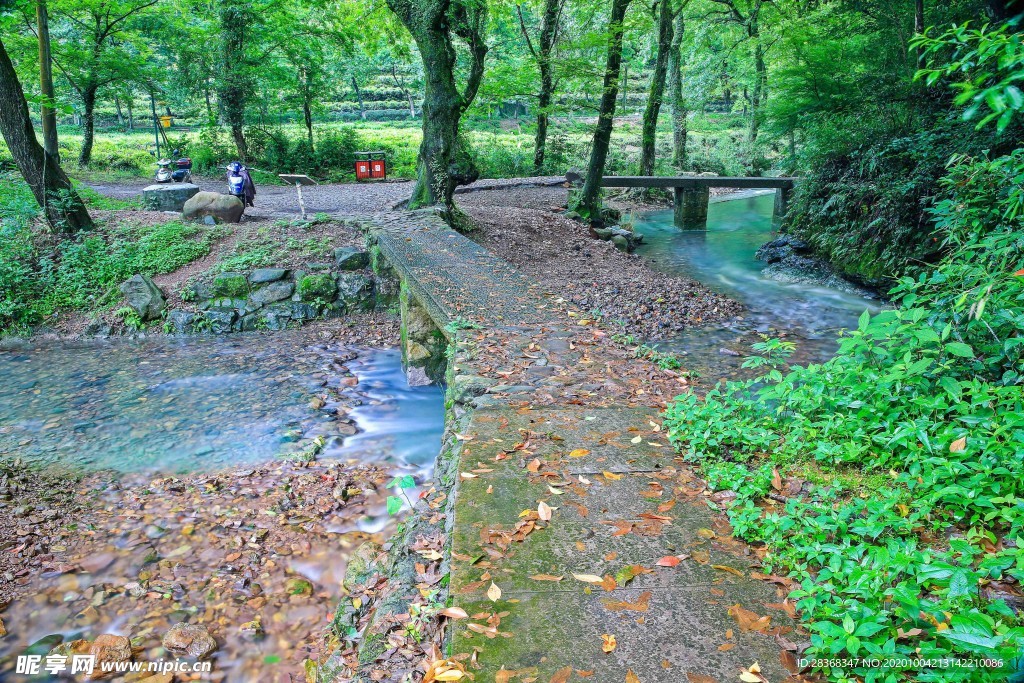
[0,37,92,232]
[638,0,674,177]
[79,82,98,165]
[387,0,488,212]
[577,0,633,221]
[37,0,59,162]
[668,7,688,168]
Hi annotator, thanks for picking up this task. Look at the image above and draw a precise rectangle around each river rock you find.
[212,272,249,298]
[333,247,370,271]
[119,274,166,321]
[755,235,812,264]
[249,268,288,284]
[262,303,293,330]
[90,634,133,669]
[249,280,294,307]
[336,272,374,311]
[162,623,217,660]
[167,309,196,334]
[142,183,200,212]
[202,308,236,334]
[182,192,244,224]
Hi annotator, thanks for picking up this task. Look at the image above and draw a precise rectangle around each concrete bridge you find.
[601,175,797,228]
[335,209,797,682]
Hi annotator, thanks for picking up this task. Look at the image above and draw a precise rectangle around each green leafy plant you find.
[386,474,417,516]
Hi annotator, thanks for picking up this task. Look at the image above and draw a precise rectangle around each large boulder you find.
[119,274,166,321]
[336,272,374,311]
[182,192,244,224]
[249,280,294,307]
[142,183,200,212]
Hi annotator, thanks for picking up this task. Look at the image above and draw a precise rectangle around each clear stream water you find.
[633,192,881,381]
[0,193,877,476]
[0,329,444,476]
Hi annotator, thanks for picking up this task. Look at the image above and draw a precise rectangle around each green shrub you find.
[663,151,1024,682]
[211,272,249,298]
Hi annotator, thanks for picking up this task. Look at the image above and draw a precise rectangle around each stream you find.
[633,191,882,380]
[0,329,444,477]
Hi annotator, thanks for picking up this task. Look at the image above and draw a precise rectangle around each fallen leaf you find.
[728,604,771,633]
[440,607,469,619]
[950,436,967,452]
[601,634,617,653]
[603,471,623,481]
[656,556,681,567]
[529,574,563,582]
[569,449,590,458]
[717,643,734,651]
[630,436,642,444]
[487,582,502,602]
[572,573,604,584]
[549,666,573,683]
[711,564,745,577]
[771,468,783,491]
[602,591,651,612]
[538,501,552,522]
[685,674,718,683]
[696,528,716,539]
[625,670,641,683]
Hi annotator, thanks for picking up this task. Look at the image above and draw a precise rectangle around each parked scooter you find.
[154,157,173,183]
[225,161,255,208]
[171,149,193,183]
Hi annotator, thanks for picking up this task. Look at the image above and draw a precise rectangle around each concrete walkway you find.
[362,211,797,682]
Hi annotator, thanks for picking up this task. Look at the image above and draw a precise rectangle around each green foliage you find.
[386,474,417,516]
[211,273,250,298]
[0,175,217,334]
[915,19,1024,133]
[662,151,1024,682]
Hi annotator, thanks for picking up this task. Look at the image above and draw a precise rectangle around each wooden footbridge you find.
[601,175,797,228]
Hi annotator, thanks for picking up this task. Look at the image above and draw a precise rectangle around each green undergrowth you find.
[0,174,221,334]
[664,151,1024,682]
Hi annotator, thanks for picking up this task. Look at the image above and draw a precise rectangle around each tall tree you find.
[517,0,564,172]
[577,0,633,219]
[36,0,59,161]
[667,5,687,168]
[638,0,675,176]
[217,1,251,160]
[0,36,92,232]
[385,0,488,211]
[709,0,769,143]
[49,0,157,165]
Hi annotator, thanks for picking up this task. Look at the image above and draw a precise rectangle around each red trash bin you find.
[355,160,371,180]
[355,151,386,181]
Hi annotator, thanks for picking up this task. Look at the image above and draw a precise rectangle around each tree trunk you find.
[577,0,633,220]
[79,83,97,166]
[668,8,687,168]
[639,0,674,176]
[0,38,91,232]
[218,3,249,160]
[407,90,416,118]
[914,0,925,64]
[351,77,366,120]
[386,0,488,212]
[748,34,765,144]
[302,71,314,150]
[532,0,561,171]
[127,95,134,130]
[114,95,125,127]
[36,0,59,162]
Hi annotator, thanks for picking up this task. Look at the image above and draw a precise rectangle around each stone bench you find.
[141,183,200,212]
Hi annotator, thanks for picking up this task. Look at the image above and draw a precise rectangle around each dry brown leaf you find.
[439,607,469,619]
[950,436,967,452]
[601,634,617,653]
[656,555,681,567]
[717,643,735,652]
[711,564,745,577]
[771,468,783,491]
[571,573,603,584]
[602,591,651,612]
[728,604,771,633]
[529,574,563,582]
[549,666,573,683]
[569,449,590,458]
[603,471,623,481]
[625,670,641,683]
[685,674,718,683]
[487,582,502,602]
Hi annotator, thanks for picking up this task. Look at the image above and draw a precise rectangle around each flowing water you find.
[633,192,882,381]
[0,329,445,476]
